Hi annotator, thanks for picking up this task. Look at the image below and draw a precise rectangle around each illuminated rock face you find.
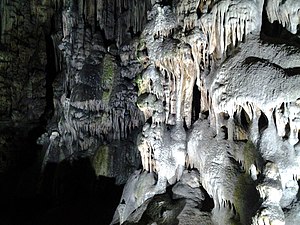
[1,0,300,224]
[112,1,300,225]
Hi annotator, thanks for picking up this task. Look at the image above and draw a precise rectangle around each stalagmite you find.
[0,0,296,224]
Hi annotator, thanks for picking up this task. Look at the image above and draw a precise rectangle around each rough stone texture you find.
[0,0,51,122]
[0,0,56,180]
[113,0,300,225]
[38,0,149,184]
[1,0,300,225]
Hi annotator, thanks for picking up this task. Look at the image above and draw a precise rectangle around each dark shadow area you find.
[260,1,300,47]
[244,57,300,77]
[99,28,116,48]
[240,108,250,131]
[284,122,291,140]
[41,16,59,125]
[192,83,201,124]
[201,110,210,119]
[284,67,300,77]
[221,125,228,140]
[200,186,214,212]
[233,172,261,225]
[0,124,44,225]
[0,156,123,225]
[258,111,268,133]
[297,180,300,200]
[234,107,250,133]
[36,159,123,225]
[161,0,173,7]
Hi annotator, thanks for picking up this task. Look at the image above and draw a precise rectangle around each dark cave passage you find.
[0,124,45,225]
[36,159,124,225]
[1,158,123,225]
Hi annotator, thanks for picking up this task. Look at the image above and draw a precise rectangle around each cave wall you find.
[112,0,300,225]
[0,0,300,225]
[0,0,149,223]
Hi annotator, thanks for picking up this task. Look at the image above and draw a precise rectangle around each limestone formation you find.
[113,0,300,224]
[0,0,300,224]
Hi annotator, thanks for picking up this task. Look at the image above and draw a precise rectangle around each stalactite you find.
[266,0,300,34]
[252,162,285,225]
[16,0,300,224]
[200,0,263,57]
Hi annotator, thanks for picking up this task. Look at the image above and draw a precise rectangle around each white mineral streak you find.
[42,131,61,170]
[111,171,159,224]
[200,0,263,57]
[62,9,77,41]
[252,162,285,225]
[266,0,300,34]
[176,0,198,31]
[137,122,186,185]
[136,6,196,187]
[187,120,238,205]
